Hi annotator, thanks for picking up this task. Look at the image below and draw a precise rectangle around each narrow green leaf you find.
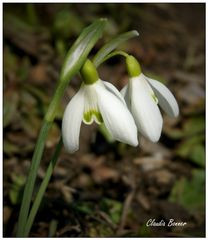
[46,18,107,122]
[16,121,52,237]
[24,139,62,237]
[93,30,139,67]
[48,219,58,237]
[60,18,107,82]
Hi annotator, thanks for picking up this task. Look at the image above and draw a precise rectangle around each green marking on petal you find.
[83,110,103,125]
[151,93,158,104]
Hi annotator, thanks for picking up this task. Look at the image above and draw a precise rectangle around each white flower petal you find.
[103,81,126,105]
[120,85,131,109]
[147,77,179,117]
[130,75,163,142]
[120,85,127,97]
[95,81,138,146]
[83,84,102,125]
[62,87,85,153]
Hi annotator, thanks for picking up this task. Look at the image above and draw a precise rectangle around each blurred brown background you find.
[3,3,205,237]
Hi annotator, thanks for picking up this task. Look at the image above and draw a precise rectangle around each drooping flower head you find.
[62,59,138,153]
[121,55,179,142]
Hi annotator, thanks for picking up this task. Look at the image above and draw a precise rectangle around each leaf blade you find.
[93,30,139,67]
[60,18,107,82]
[45,18,107,122]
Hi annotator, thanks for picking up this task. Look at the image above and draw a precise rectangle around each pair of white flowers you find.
[62,56,179,153]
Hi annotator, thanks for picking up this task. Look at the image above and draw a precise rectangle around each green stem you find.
[16,121,52,236]
[98,50,129,65]
[45,81,68,122]
[23,139,63,237]
[92,30,138,67]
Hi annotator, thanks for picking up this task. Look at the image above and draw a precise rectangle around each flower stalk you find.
[16,18,106,237]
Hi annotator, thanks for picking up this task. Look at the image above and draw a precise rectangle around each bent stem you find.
[92,30,139,67]
[23,138,63,237]
[98,50,129,65]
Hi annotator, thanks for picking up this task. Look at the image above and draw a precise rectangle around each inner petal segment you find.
[82,85,103,125]
[83,110,103,125]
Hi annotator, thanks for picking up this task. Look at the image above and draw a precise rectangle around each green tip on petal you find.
[83,110,103,125]
[126,55,142,77]
[81,59,99,85]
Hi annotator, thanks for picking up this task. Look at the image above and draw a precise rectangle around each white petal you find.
[62,87,85,153]
[147,77,179,117]
[83,84,102,125]
[95,81,138,146]
[130,75,163,142]
[102,81,126,105]
[120,85,128,97]
[120,85,131,109]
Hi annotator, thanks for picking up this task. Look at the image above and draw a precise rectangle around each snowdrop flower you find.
[121,55,179,142]
[62,59,138,153]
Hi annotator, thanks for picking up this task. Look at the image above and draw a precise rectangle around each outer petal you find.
[146,77,179,117]
[120,85,128,97]
[130,75,163,142]
[62,87,85,153]
[120,85,131,109]
[95,81,138,146]
[102,81,126,105]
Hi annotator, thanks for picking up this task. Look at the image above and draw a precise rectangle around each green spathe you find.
[81,59,99,85]
[126,55,142,77]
